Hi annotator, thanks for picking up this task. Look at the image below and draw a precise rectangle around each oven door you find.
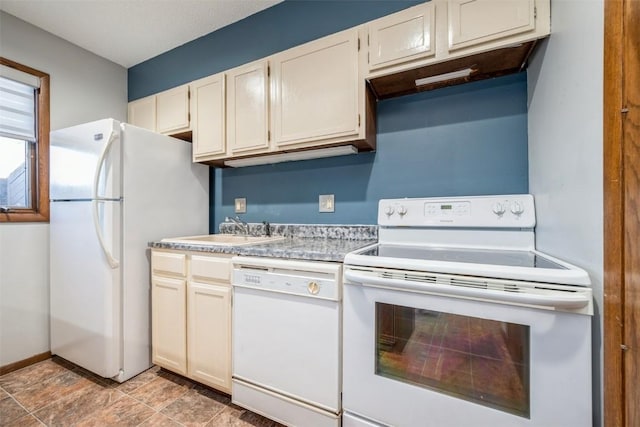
[342,268,592,427]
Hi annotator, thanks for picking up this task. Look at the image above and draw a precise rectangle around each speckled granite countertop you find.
[149,224,377,262]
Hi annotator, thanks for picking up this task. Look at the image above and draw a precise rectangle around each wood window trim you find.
[0,57,50,223]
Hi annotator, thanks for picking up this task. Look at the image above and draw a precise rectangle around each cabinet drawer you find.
[191,255,231,282]
[152,251,187,277]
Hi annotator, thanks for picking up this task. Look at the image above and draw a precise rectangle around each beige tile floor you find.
[0,357,283,426]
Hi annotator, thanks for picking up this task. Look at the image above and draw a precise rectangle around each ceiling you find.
[0,0,283,68]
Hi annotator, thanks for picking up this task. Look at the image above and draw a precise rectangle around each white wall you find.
[0,12,127,366]
[527,0,604,425]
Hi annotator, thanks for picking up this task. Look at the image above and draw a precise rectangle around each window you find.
[0,57,49,222]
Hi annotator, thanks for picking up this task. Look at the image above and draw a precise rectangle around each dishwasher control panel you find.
[232,257,341,301]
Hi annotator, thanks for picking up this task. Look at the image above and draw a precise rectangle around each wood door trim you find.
[621,2,640,425]
[604,0,640,425]
[603,0,624,424]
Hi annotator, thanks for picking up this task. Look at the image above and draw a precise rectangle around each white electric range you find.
[342,195,593,427]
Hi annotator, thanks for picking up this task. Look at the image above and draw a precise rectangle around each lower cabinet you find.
[187,281,231,392]
[151,250,232,393]
[151,276,187,375]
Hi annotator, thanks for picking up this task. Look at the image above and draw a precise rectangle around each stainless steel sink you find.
[161,234,285,246]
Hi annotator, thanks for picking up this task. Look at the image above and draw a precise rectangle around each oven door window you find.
[375,303,530,418]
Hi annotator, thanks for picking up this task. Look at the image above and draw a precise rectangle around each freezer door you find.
[50,119,121,200]
[50,199,122,378]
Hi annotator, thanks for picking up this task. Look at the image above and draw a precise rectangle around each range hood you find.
[224,145,358,167]
[368,41,537,100]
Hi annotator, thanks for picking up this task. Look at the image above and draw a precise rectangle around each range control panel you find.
[378,195,535,228]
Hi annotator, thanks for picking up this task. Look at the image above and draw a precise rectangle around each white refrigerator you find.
[49,118,209,382]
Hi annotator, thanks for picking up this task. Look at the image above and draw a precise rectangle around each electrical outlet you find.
[319,194,335,213]
[235,198,246,213]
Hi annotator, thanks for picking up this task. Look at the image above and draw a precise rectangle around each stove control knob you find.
[492,202,506,216]
[307,281,320,295]
[397,205,408,217]
[384,205,395,216]
[510,201,524,215]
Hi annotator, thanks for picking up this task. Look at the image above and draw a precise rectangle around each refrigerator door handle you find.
[93,131,120,269]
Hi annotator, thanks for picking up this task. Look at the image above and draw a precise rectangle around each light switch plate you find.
[235,198,246,213]
[319,194,335,213]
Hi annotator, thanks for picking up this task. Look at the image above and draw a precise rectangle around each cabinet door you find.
[368,2,435,72]
[127,96,156,131]
[272,29,360,148]
[151,276,187,375]
[156,84,190,134]
[448,0,535,51]
[227,60,270,155]
[192,73,226,160]
[187,282,231,393]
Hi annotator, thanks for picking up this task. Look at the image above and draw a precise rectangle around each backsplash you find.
[219,222,378,240]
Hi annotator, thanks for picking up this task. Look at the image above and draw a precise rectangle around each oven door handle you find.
[344,270,591,310]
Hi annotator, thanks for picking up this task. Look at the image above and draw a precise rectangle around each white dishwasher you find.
[231,256,342,427]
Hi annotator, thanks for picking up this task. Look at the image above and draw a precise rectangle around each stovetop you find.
[343,195,591,286]
[357,244,567,270]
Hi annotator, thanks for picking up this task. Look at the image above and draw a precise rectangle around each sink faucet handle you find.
[262,221,271,237]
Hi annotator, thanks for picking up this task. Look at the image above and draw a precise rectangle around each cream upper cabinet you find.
[192,73,226,161]
[140,0,550,165]
[368,0,549,98]
[128,84,190,135]
[156,84,191,135]
[127,95,156,131]
[367,2,435,73]
[227,60,270,156]
[271,28,362,149]
[448,0,536,51]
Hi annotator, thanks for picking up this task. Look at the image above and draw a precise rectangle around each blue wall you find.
[213,73,528,226]
[127,1,529,231]
[129,0,421,100]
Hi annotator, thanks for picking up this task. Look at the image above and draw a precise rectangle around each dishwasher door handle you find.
[233,279,339,302]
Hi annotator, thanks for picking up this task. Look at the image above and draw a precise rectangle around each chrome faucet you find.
[225,216,250,236]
